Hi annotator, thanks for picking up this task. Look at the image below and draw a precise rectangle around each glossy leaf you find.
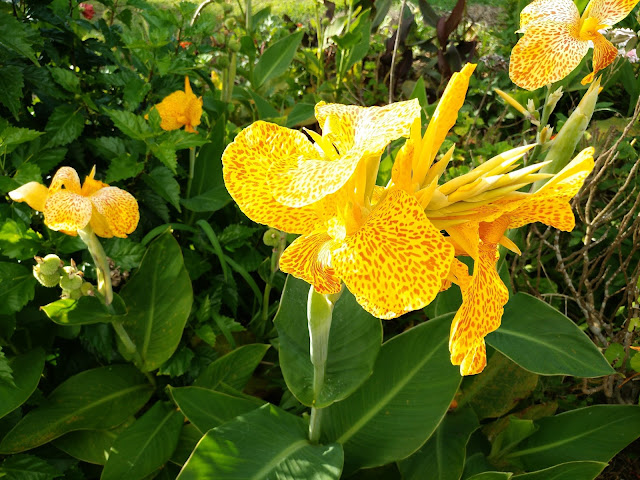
[275,276,382,408]
[53,419,134,465]
[101,402,183,480]
[253,30,304,88]
[458,352,539,420]
[466,473,513,480]
[397,408,479,480]
[0,454,61,480]
[170,423,202,467]
[0,365,153,453]
[42,294,126,326]
[512,461,606,480]
[168,386,263,433]
[177,404,343,480]
[194,343,270,391]
[321,314,462,473]
[507,405,640,470]
[486,293,613,377]
[118,232,193,372]
[0,349,45,420]
[0,262,36,316]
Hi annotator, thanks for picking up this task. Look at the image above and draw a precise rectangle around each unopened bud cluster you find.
[33,255,95,300]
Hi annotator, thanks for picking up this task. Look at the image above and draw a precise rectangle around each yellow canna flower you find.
[9,166,139,238]
[151,76,203,132]
[441,148,595,375]
[210,70,223,90]
[509,0,640,90]
[222,98,456,318]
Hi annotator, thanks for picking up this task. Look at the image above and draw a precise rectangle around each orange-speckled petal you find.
[44,190,92,233]
[449,242,509,376]
[89,187,140,238]
[510,21,589,91]
[332,189,454,319]
[391,139,414,192]
[582,34,619,84]
[9,182,49,212]
[583,0,640,25]
[222,121,328,234]
[519,0,579,32]
[155,91,189,131]
[279,232,342,294]
[49,167,82,194]
[314,102,360,154]
[430,63,476,153]
[81,167,108,196]
[352,99,420,153]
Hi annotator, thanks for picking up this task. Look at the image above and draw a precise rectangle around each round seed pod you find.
[33,266,61,288]
[40,254,62,275]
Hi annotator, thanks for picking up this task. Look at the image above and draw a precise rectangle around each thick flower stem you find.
[78,226,113,305]
[307,286,336,444]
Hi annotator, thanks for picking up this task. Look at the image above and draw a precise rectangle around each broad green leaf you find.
[49,67,80,93]
[0,349,45,419]
[506,405,640,470]
[118,232,193,372]
[45,105,85,147]
[486,293,614,377]
[466,473,513,480]
[489,417,538,462]
[104,109,153,140]
[41,294,126,326]
[322,314,462,473]
[0,66,25,120]
[0,365,153,453]
[53,419,135,465]
[0,126,43,155]
[511,461,607,479]
[168,386,264,433]
[105,155,144,183]
[0,219,40,261]
[0,15,39,64]
[150,141,178,173]
[274,276,382,408]
[102,238,146,271]
[397,408,479,480]
[457,352,539,420]
[101,402,183,480]
[177,404,343,480]
[253,30,304,88]
[0,454,61,480]
[157,346,195,377]
[340,14,371,74]
[171,423,202,466]
[285,103,315,127]
[248,89,280,119]
[0,347,14,387]
[142,166,181,211]
[0,262,36,316]
[194,344,270,391]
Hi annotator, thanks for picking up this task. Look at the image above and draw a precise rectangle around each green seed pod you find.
[228,39,241,52]
[214,33,225,44]
[80,282,95,296]
[222,4,233,14]
[60,271,83,291]
[40,254,62,275]
[69,289,82,300]
[263,228,281,247]
[321,17,330,26]
[224,17,235,28]
[217,56,230,68]
[33,266,61,288]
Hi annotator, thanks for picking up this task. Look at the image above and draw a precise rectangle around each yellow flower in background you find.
[9,166,139,238]
[439,148,595,375]
[509,0,640,90]
[151,76,203,132]
[210,70,223,90]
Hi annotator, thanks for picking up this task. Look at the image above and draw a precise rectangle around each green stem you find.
[186,147,196,200]
[245,0,252,31]
[314,1,324,85]
[78,226,112,305]
[528,84,553,165]
[336,0,355,89]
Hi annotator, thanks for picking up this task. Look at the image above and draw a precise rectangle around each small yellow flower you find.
[9,166,139,238]
[151,76,203,132]
[210,70,223,90]
[509,0,640,90]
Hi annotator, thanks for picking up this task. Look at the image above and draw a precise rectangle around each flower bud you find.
[228,39,241,52]
[33,265,61,288]
[263,228,281,247]
[80,282,95,296]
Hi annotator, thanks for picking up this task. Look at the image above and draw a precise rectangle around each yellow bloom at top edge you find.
[509,0,640,90]
[9,166,139,238]
[151,76,203,132]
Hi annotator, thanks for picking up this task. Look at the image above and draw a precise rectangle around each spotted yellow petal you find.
[332,189,454,319]
[449,240,509,376]
[510,21,589,91]
[519,0,579,32]
[279,232,342,295]
[222,121,329,234]
[314,102,360,155]
[44,190,92,233]
[89,187,139,238]
[582,33,619,84]
[9,182,48,212]
[583,0,640,25]
[155,91,190,131]
[81,167,108,196]
[49,167,82,195]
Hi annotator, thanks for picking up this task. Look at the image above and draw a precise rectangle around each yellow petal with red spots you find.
[519,0,579,32]
[155,91,190,131]
[81,167,108,196]
[44,190,93,233]
[222,121,329,234]
[9,182,49,212]
[270,100,420,208]
[510,21,589,91]
[279,232,342,295]
[49,167,82,194]
[332,189,454,319]
[89,187,140,238]
[583,0,640,26]
[582,33,618,85]
[449,242,509,376]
